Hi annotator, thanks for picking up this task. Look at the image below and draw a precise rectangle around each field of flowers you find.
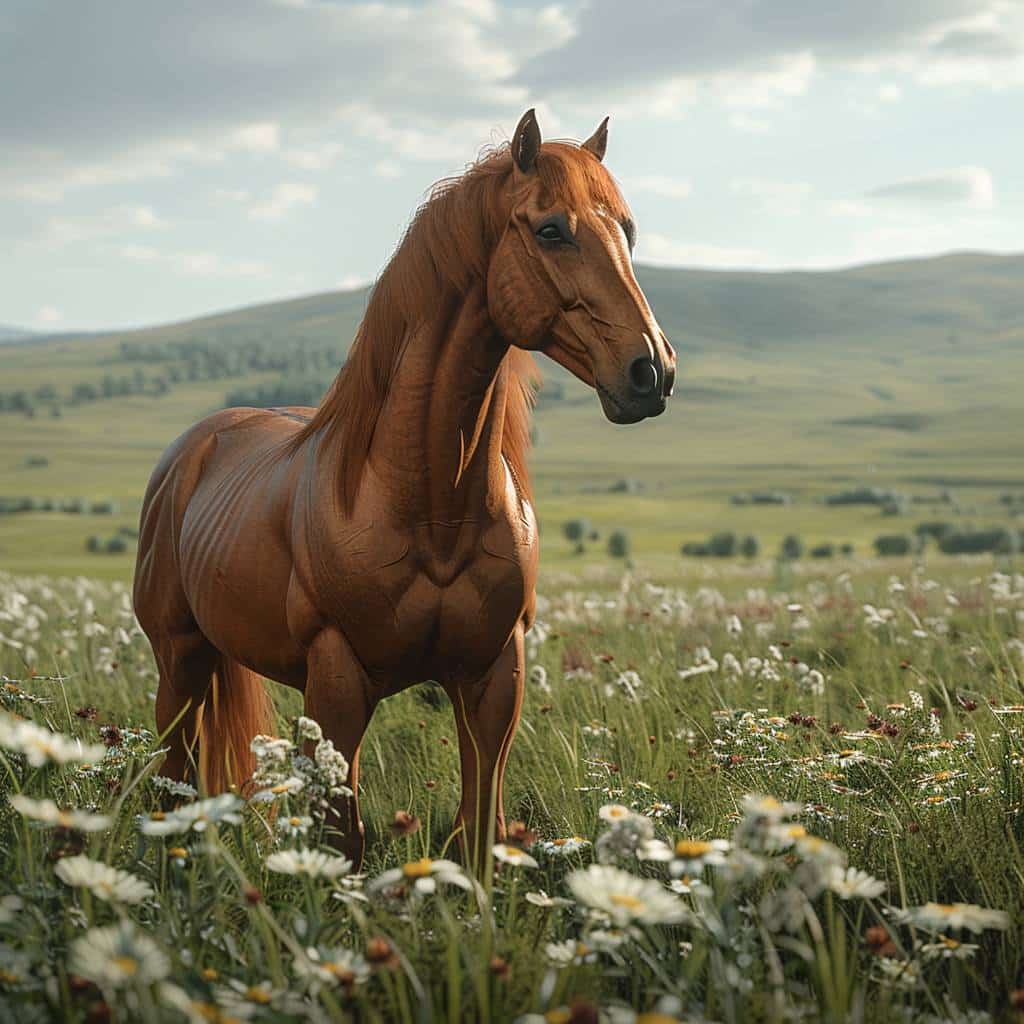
[1,560,1023,1023]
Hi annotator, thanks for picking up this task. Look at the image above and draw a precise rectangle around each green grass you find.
[1,558,1023,1021]
[3,252,1024,580]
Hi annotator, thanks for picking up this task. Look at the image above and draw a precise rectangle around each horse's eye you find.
[536,223,564,242]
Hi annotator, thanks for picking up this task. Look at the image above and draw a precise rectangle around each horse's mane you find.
[291,137,632,514]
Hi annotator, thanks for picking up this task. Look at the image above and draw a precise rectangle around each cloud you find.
[865,166,994,208]
[621,175,692,200]
[248,183,318,222]
[636,234,770,269]
[518,0,1024,105]
[30,205,169,247]
[35,306,62,325]
[0,0,573,198]
[230,122,281,152]
[118,244,271,279]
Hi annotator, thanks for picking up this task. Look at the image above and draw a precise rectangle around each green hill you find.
[2,250,1023,579]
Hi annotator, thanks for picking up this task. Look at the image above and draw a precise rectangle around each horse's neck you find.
[360,281,512,523]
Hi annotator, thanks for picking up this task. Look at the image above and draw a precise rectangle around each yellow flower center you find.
[926,795,946,804]
[782,825,807,839]
[935,903,956,914]
[112,956,139,976]
[169,847,188,859]
[839,749,857,757]
[940,935,961,949]
[271,783,290,794]
[674,840,712,858]
[607,807,628,818]
[933,771,952,782]
[610,893,646,912]
[545,1010,571,1024]
[201,968,219,981]
[58,811,73,827]
[402,858,434,879]
[289,817,302,826]
[323,962,355,982]
[503,847,523,858]
[150,811,166,821]
[245,987,272,1004]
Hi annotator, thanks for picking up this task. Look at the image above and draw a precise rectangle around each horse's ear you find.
[581,116,609,162]
[512,108,541,174]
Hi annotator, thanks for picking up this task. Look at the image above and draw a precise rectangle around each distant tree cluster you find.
[681,532,761,558]
[224,378,331,409]
[86,526,138,555]
[0,496,119,516]
[872,523,1023,557]
[729,491,790,506]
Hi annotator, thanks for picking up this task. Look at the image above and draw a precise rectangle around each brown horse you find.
[133,109,675,868]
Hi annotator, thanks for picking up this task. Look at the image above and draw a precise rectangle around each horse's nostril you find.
[628,356,658,396]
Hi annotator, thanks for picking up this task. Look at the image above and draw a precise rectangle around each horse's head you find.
[488,109,676,424]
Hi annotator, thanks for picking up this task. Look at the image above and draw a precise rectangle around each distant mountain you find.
[21,249,1019,363]
[0,325,36,344]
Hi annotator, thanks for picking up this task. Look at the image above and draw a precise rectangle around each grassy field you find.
[2,252,1024,582]
[1,558,1023,1022]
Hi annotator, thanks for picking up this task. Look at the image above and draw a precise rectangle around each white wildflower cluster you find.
[0,710,107,767]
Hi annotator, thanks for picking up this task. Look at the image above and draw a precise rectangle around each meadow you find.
[2,556,1023,1022]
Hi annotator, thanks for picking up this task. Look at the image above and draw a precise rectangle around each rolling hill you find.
[2,250,1023,579]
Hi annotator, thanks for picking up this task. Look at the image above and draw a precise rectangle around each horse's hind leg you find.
[152,627,219,784]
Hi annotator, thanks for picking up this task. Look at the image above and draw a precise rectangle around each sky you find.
[2,0,1023,331]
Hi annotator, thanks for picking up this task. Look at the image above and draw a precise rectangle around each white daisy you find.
[539,836,590,856]
[368,857,472,897]
[265,849,352,880]
[69,921,170,989]
[896,901,1010,934]
[567,864,689,927]
[140,794,243,836]
[10,795,111,832]
[525,890,574,908]
[826,866,886,901]
[55,855,154,904]
[0,711,106,767]
[294,946,370,992]
[493,844,538,868]
[296,717,323,743]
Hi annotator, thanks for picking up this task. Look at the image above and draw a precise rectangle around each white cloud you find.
[230,122,281,152]
[35,306,62,325]
[865,166,994,208]
[373,160,402,180]
[637,234,770,269]
[622,175,692,200]
[249,183,318,222]
[213,188,251,203]
[731,178,812,213]
[282,142,343,171]
[337,272,373,291]
[118,243,271,279]
[31,205,169,247]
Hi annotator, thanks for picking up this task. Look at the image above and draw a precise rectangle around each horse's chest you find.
[323,517,534,686]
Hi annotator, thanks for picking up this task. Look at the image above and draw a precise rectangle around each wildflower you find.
[55,855,153,905]
[493,843,539,868]
[740,794,804,821]
[150,776,198,800]
[276,815,313,839]
[544,940,595,967]
[314,738,352,796]
[638,837,731,877]
[0,895,24,925]
[599,804,634,823]
[919,935,979,960]
[525,890,573,908]
[294,947,370,993]
[896,902,1010,934]
[540,836,590,856]
[10,795,111,832]
[365,937,400,971]
[140,794,243,835]
[250,775,306,803]
[266,849,352,880]
[506,820,539,848]
[826,866,886,900]
[390,810,421,837]
[69,921,170,990]
[567,864,689,927]
[0,711,107,766]
[368,857,471,897]
[296,716,323,743]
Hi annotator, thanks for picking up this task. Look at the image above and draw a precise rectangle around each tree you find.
[780,534,804,561]
[740,535,760,559]
[562,519,591,543]
[707,532,738,557]
[607,529,631,559]
[874,534,912,556]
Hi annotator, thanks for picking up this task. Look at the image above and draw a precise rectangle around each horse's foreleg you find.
[303,628,377,869]
[446,622,525,875]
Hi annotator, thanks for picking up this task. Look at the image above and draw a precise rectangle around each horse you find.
[132,108,676,870]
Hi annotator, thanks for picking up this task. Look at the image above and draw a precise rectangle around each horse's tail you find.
[199,657,276,795]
